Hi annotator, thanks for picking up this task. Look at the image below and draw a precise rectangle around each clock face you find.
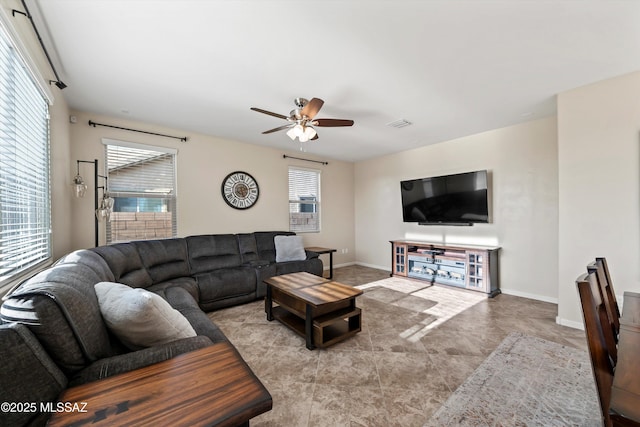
[221,171,259,209]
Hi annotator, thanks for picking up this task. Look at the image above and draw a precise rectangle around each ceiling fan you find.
[251,97,354,142]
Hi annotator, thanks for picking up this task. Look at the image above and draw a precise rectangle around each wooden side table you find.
[305,246,337,279]
[48,343,272,427]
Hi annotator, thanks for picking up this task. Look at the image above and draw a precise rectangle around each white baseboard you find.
[556,316,584,330]
[323,261,356,271]
[354,261,389,271]
[499,288,558,304]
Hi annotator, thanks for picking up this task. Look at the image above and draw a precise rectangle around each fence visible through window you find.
[104,140,177,243]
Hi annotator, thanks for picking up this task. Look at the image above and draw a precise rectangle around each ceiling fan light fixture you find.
[293,124,305,137]
[304,126,317,140]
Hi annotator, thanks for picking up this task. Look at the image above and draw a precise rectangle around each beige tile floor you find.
[208,265,588,427]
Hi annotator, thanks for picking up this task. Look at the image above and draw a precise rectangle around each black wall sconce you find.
[73,159,113,247]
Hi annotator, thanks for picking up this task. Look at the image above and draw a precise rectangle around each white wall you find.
[557,71,640,327]
[68,111,356,267]
[354,117,559,302]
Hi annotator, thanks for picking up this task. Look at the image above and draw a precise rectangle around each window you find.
[103,140,177,244]
[288,167,320,232]
[0,25,51,286]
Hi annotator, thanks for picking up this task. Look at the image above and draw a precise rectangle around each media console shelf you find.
[390,240,501,297]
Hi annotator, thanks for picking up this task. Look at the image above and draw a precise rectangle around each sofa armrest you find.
[305,250,320,259]
[69,335,213,386]
[0,323,68,427]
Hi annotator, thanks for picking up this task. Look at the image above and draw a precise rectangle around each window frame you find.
[0,19,52,292]
[102,139,178,244]
[288,166,321,233]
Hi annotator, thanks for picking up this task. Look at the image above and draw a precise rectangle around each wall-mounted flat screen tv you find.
[400,170,489,225]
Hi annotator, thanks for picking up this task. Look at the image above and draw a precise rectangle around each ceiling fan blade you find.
[251,107,289,121]
[262,124,293,134]
[300,98,324,119]
[314,118,354,127]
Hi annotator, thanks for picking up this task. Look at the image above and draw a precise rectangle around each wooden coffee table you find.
[264,272,363,350]
[48,342,272,427]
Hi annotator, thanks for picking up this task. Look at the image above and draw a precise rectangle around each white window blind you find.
[104,142,177,244]
[288,167,320,232]
[0,25,51,285]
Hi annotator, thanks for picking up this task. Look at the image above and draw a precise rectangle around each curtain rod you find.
[13,1,66,89]
[88,120,188,142]
[283,155,328,165]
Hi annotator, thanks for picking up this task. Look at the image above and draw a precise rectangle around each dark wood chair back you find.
[587,257,621,341]
[577,272,616,427]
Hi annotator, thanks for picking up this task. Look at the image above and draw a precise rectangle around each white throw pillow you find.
[94,282,196,350]
[274,235,306,262]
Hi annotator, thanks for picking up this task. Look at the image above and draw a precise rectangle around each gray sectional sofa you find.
[0,231,322,426]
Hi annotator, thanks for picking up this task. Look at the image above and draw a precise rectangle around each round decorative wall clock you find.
[221,171,260,209]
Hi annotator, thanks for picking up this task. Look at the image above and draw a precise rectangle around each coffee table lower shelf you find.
[271,305,362,348]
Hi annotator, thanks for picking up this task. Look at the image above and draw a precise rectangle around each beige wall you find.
[354,117,559,301]
[68,111,356,267]
[557,71,640,327]
[50,95,72,259]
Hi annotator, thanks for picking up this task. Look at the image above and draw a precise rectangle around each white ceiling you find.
[32,0,640,162]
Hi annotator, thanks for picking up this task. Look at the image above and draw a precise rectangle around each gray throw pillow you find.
[274,235,306,262]
[94,282,196,350]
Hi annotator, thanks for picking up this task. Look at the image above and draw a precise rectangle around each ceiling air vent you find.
[386,119,412,128]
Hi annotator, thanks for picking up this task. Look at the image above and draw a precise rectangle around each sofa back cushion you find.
[134,238,190,284]
[237,233,259,263]
[0,250,116,375]
[187,234,241,274]
[92,243,153,288]
[254,231,295,262]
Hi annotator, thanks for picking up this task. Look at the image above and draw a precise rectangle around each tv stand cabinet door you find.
[391,242,407,276]
[465,249,500,296]
[466,251,488,292]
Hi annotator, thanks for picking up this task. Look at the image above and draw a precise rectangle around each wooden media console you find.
[390,240,501,297]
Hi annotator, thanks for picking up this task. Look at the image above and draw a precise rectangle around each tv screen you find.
[400,170,489,224]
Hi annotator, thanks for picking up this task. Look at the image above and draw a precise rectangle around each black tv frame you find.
[400,170,489,226]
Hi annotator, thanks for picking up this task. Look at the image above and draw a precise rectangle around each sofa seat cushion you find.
[194,266,256,307]
[95,282,197,350]
[165,287,228,343]
[147,276,199,303]
[69,335,213,386]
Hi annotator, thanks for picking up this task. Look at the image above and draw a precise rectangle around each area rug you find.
[425,332,600,427]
